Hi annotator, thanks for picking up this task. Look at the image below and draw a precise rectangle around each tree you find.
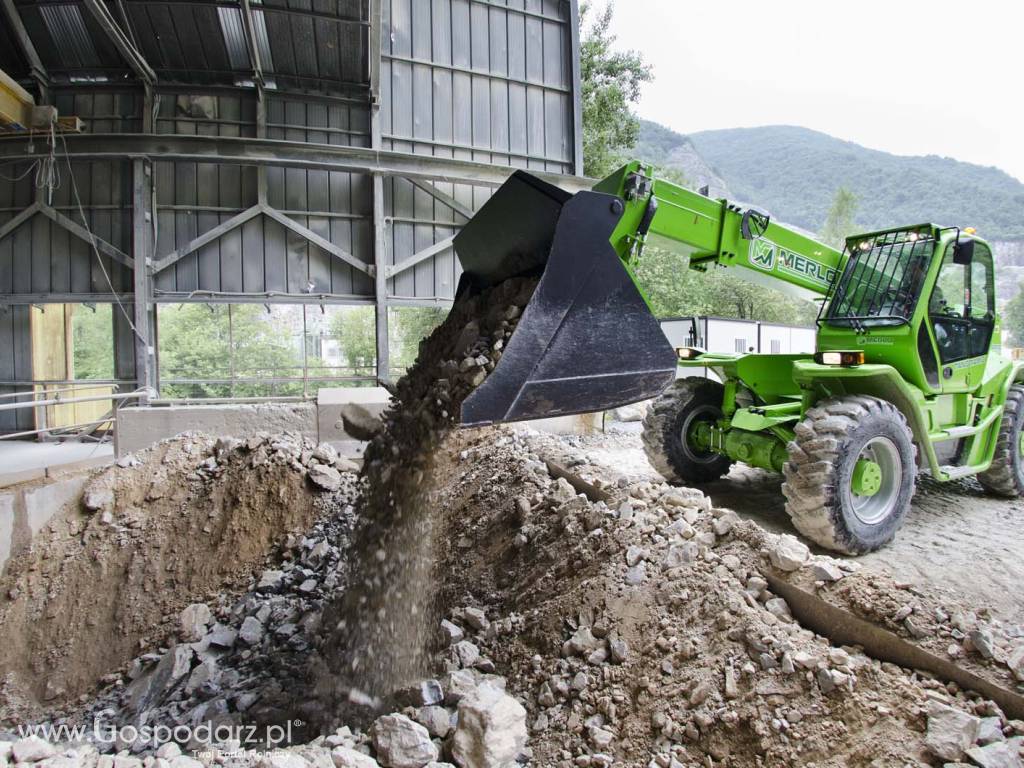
[158,304,305,398]
[580,2,652,178]
[391,307,447,371]
[330,306,377,373]
[72,304,115,380]
[818,187,859,250]
[1004,283,1024,347]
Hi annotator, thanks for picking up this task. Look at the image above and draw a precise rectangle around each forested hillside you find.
[637,123,1024,240]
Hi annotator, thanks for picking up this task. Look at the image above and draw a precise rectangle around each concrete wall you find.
[115,403,318,457]
[0,474,88,573]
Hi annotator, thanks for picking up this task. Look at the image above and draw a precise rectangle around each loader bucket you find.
[454,170,678,427]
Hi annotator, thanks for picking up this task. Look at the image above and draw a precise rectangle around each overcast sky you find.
[606,0,1024,182]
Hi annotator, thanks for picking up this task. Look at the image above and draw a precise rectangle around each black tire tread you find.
[782,396,917,554]
[641,377,732,484]
[977,385,1024,498]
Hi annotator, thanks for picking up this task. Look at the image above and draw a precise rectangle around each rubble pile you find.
[2,273,1023,767]
[0,432,359,725]
[425,429,1024,767]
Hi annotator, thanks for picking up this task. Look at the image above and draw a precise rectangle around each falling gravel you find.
[320,276,538,709]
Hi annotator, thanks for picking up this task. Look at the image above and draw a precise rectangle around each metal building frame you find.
[0,0,585,423]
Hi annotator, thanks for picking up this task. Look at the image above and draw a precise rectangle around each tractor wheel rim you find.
[850,436,901,526]
[681,405,722,465]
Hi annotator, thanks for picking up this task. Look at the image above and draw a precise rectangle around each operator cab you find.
[820,225,996,390]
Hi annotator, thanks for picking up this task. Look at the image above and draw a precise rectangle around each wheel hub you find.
[851,459,882,496]
[849,436,902,526]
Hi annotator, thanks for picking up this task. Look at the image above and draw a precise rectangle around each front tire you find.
[978,385,1024,497]
[782,396,917,554]
[641,377,734,484]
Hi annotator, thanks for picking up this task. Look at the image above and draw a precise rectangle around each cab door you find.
[926,238,995,392]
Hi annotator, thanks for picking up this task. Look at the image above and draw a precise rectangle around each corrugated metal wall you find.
[0,0,581,418]
[381,0,576,301]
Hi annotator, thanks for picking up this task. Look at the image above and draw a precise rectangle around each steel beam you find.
[261,205,371,275]
[387,235,455,278]
[0,134,592,191]
[0,292,134,305]
[152,204,262,274]
[82,0,157,86]
[568,0,584,177]
[369,0,389,384]
[408,179,474,220]
[0,0,49,100]
[39,205,134,268]
[0,201,41,243]
[238,0,265,86]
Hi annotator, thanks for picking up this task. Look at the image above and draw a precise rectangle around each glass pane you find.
[970,244,995,320]
[72,304,115,380]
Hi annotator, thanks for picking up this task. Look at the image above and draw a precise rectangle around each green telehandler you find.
[447,161,1024,554]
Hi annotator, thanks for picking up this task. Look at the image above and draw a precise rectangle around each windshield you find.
[823,230,937,328]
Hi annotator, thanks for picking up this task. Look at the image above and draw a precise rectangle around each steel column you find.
[132,159,154,401]
[369,0,389,383]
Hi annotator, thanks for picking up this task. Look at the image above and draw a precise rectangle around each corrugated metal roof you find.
[5,0,369,92]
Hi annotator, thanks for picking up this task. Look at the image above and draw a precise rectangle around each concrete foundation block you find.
[317,387,392,458]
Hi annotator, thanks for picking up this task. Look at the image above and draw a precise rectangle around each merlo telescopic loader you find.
[448,162,1024,554]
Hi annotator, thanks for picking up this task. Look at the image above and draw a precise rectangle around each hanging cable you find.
[57,130,147,347]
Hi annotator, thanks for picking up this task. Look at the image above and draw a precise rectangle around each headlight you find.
[814,351,865,366]
[676,347,704,360]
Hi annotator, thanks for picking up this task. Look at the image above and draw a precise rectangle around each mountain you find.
[634,122,1024,244]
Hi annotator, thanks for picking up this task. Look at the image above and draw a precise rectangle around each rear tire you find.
[978,385,1024,497]
[782,396,917,554]
[641,377,734,484]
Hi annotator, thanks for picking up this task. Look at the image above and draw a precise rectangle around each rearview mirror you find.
[953,239,975,265]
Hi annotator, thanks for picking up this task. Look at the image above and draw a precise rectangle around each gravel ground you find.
[560,421,1024,623]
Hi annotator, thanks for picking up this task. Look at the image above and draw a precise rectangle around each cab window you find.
[929,240,994,363]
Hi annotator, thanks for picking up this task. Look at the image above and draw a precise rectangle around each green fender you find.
[790,361,941,475]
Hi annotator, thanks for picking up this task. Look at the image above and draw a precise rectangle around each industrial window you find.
[156,304,378,399]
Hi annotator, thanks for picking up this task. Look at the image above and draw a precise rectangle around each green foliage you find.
[1004,284,1024,347]
[579,2,652,178]
[634,246,819,325]
[330,306,377,372]
[158,304,304,398]
[684,125,1024,240]
[72,304,115,380]
[819,187,859,250]
[389,307,447,372]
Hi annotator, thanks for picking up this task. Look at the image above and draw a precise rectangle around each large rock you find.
[768,535,810,571]
[371,714,438,768]
[451,684,527,768]
[965,741,1022,768]
[340,404,383,441]
[125,645,194,714]
[12,737,57,763]
[180,603,213,642]
[330,748,380,768]
[309,464,343,492]
[924,701,982,761]
[239,616,265,646]
[1008,644,1024,682]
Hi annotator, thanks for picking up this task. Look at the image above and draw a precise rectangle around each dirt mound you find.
[0,432,353,721]
[424,428,1023,767]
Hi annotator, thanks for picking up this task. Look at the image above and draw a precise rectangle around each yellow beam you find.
[0,67,34,129]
